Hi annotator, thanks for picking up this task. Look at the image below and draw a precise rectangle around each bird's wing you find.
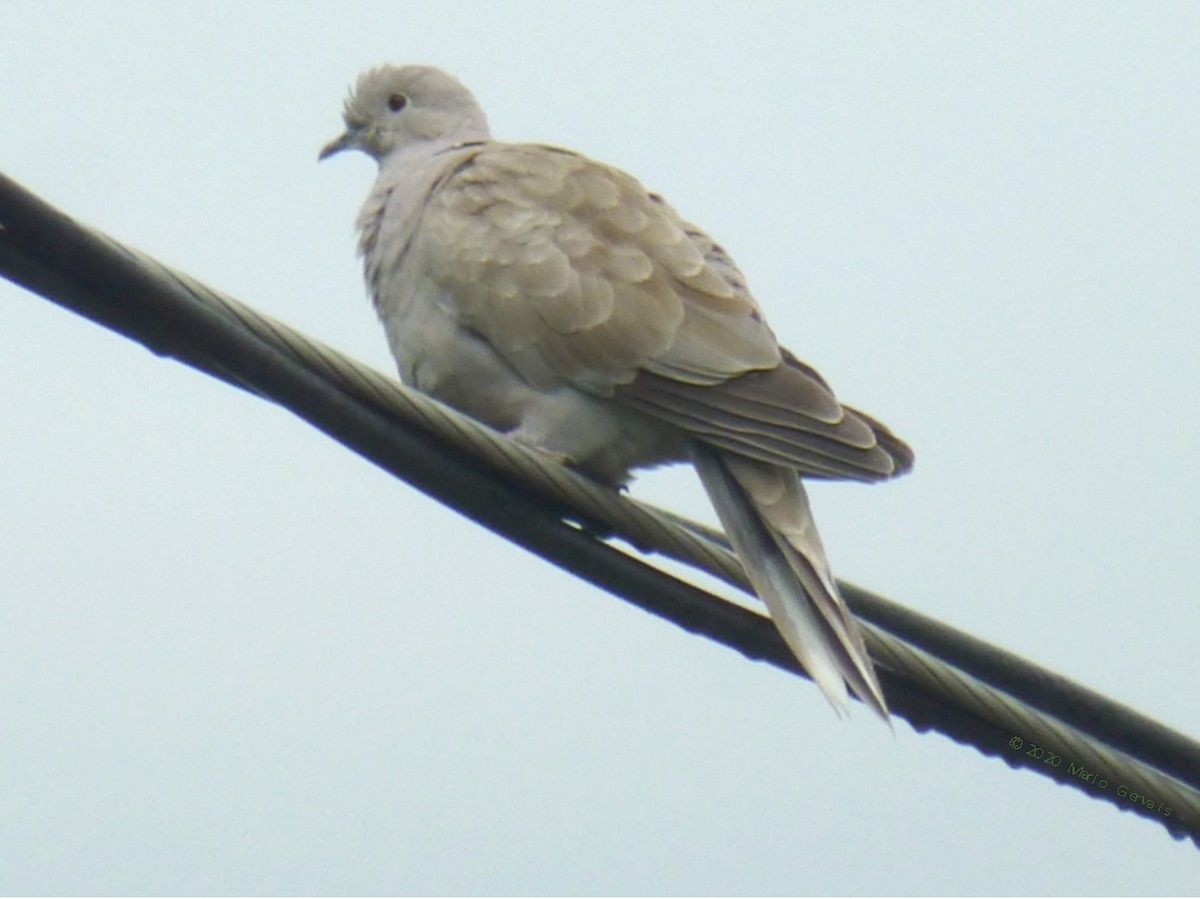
[413,141,909,481]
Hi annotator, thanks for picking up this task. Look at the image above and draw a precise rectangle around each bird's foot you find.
[508,432,578,467]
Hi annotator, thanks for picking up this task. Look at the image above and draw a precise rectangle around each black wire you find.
[2,170,1197,846]
[843,583,1200,794]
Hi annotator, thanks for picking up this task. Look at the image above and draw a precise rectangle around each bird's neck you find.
[378,134,486,181]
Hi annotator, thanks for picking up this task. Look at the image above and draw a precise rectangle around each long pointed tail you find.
[691,444,888,719]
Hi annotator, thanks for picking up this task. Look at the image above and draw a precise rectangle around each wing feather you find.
[413,141,912,480]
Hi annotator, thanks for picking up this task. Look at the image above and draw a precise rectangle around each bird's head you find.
[319,64,490,162]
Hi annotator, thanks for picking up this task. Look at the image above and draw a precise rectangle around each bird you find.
[319,64,913,719]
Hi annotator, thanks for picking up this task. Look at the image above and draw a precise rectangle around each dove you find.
[320,64,913,719]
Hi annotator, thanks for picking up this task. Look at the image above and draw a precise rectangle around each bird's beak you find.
[318,127,361,161]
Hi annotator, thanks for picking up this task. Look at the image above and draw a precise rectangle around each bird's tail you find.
[691,444,888,719]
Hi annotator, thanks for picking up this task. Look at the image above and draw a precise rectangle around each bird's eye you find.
[387,93,408,112]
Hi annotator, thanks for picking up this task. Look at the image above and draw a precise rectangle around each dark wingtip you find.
[878,428,916,477]
[844,405,914,478]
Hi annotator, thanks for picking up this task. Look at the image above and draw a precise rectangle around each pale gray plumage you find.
[320,64,913,718]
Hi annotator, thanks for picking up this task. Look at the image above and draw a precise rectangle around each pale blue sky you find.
[3,2,1199,893]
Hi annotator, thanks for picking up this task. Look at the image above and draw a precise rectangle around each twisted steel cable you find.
[2,171,1197,846]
